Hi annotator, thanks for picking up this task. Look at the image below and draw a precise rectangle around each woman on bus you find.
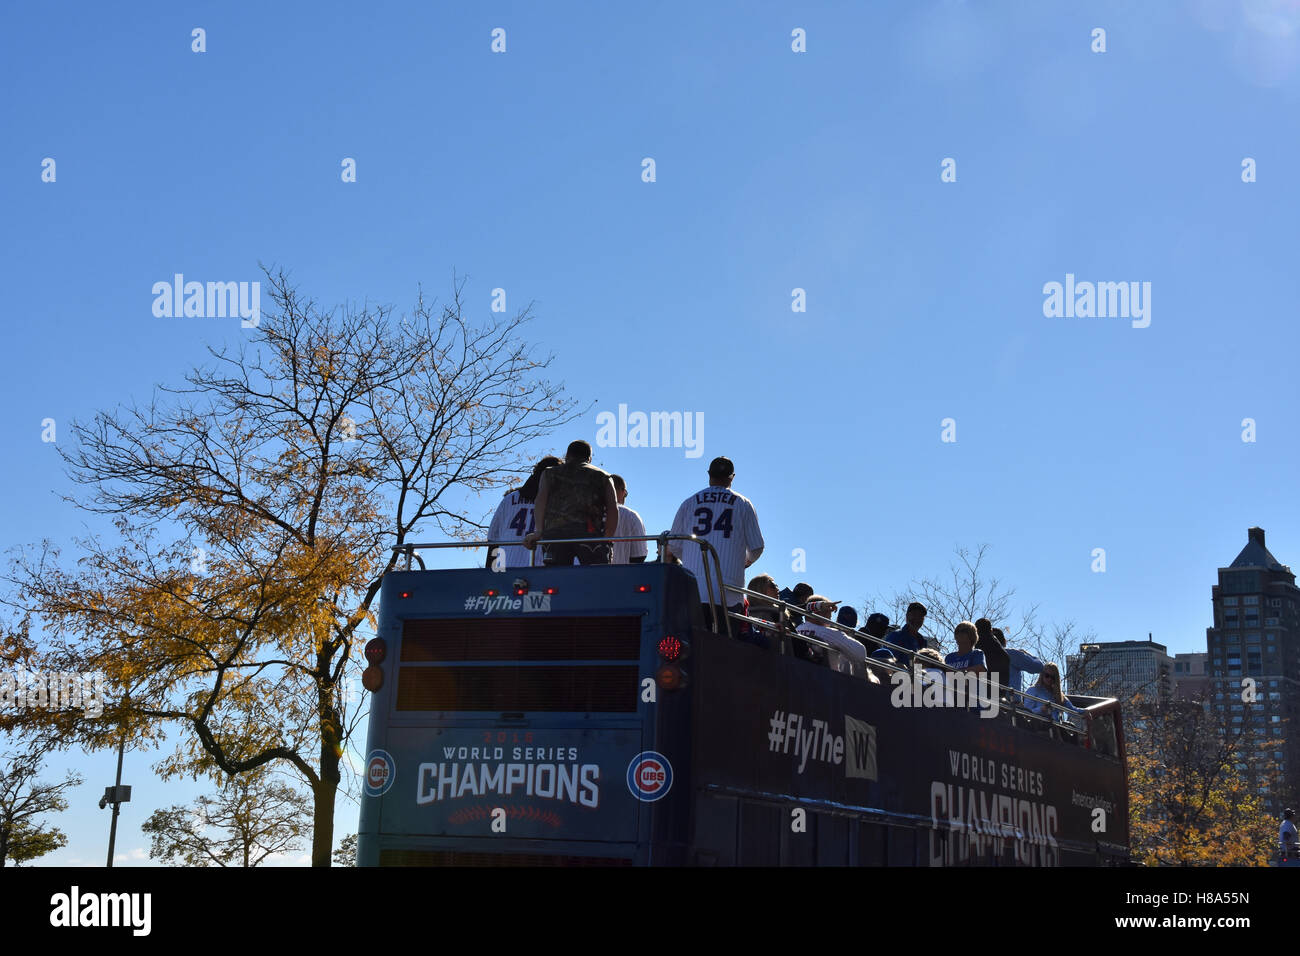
[1022,663,1081,724]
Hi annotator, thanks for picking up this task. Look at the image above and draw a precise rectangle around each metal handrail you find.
[722,584,1095,725]
[390,534,734,638]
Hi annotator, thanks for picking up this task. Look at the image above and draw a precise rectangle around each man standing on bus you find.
[486,455,561,568]
[610,474,647,564]
[665,456,764,625]
[884,603,929,668]
[523,440,619,566]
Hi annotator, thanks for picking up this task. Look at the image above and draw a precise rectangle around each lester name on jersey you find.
[488,489,542,568]
[670,484,763,604]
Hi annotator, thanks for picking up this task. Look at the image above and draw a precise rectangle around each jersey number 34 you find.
[693,507,733,538]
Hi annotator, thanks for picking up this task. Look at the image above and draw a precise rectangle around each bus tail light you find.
[636,584,651,593]
[363,637,387,693]
[656,663,688,691]
[544,587,557,595]
[657,635,685,662]
[656,633,689,691]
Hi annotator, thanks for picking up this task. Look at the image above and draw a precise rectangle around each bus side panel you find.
[693,633,1129,865]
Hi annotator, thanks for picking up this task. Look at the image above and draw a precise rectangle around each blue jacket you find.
[884,628,924,665]
[1005,647,1044,692]
[1022,682,1080,722]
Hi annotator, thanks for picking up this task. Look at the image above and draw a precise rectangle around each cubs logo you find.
[626,751,672,801]
[365,749,396,797]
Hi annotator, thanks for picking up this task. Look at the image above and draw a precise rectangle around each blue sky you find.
[3,0,1299,864]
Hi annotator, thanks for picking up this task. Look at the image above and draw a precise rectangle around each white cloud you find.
[113,847,148,864]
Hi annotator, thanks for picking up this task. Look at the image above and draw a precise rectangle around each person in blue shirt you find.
[944,621,985,673]
[884,602,929,667]
[1022,663,1080,724]
[993,627,1043,698]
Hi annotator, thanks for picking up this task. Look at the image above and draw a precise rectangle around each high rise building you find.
[1172,652,1209,702]
[1066,637,1172,704]
[1206,527,1300,814]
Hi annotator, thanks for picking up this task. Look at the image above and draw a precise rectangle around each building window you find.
[1247,633,1261,644]
[1225,614,1239,627]
[1245,596,1260,605]
[1266,617,1280,626]
[1270,598,1282,608]
[1224,597,1240,607]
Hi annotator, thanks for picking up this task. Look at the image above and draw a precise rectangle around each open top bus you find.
[356,535,1129,866]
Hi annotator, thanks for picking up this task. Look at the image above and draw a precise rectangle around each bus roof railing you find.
[721,583,1108,728]
[384,540,1108,729]
[390,533,735,638]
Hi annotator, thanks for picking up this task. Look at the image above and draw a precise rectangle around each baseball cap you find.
[708,456,735,479]
[865,612,891,636]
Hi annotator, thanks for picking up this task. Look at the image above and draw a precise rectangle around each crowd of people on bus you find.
[489,442,1079,723]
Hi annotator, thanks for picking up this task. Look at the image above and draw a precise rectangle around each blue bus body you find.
[357,561,1129,866]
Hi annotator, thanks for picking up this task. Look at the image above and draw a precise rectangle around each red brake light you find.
[398,590,412,599]
[658,635,683,661]
[514,586,528,596]
[486,589,497,597]
[365,638,387,665]
[544,587,557,595]
[637,585,651,593]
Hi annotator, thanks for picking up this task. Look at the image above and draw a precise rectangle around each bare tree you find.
[7,269,583,865]
[141,769,313,866]
[871,543,1096,688]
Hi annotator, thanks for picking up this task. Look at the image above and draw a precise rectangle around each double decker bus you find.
[356,536,1129,866]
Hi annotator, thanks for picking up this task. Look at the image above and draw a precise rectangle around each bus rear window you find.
[394,616,642,713]
[400,616,641,661]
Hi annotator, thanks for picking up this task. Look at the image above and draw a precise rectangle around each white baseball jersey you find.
[613,505,647,565]
[486,490,542,568]
[795,620,867,676]
[669,485,764,604]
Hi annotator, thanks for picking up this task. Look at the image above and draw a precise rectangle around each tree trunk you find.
[312,769,339,866]
[312,692,342,866]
